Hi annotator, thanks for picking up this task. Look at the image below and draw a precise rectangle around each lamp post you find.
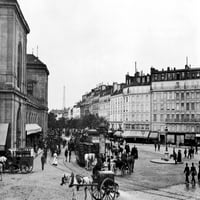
[165,127,168,152]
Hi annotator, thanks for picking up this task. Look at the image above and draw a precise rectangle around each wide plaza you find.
[0,143,200,200]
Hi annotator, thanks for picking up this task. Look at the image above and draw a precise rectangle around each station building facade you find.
[0,0,49,151]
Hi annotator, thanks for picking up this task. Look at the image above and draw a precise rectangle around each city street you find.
[0,144,200,200]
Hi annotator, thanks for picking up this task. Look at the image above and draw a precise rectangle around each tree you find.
[48,112,57,129]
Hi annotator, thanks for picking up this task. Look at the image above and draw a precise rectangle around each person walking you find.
[69,149,72,162]
[125,143,130,155]
[158,142,160,151]
[198,161,200,182]
[41,153,46,170]
[184,148,187,158]
[64,148,68,162]
[154,142,157,151]
[184,163,190,184]
[190,162,197,185]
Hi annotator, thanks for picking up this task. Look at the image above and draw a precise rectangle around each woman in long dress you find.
[52,152,58,166]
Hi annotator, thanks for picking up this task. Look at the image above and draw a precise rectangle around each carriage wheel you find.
[91,185,101,200]
[100,178,117,200]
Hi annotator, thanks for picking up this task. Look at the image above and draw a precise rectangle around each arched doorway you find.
[16,105,22,148]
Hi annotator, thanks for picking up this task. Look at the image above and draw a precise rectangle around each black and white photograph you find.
[0,0,200,199]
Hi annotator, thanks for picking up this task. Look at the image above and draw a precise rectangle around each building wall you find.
[110,93,124,130]
[98,94,110,121]
[123,85,151,132]
[151,67,200,145]
[0,1,29,148]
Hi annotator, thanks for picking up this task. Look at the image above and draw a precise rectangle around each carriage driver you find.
[92,154,103,176]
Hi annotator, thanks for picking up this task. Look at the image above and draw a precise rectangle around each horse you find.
[60,172,93,200]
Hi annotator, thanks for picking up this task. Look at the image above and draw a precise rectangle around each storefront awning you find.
[196,134,200,138]
[113,131,123,137]
[122,131,149,138]
[148,132,159,139]
[26,124,42,135]
[0,123,9,150]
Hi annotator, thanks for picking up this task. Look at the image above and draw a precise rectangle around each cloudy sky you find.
[18,0,200,110]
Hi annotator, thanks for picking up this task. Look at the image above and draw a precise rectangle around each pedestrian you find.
[158,142,160,151]
[64,148,68,162]
[154,142,157,151]
[52,152,58,166]
[184,148,187,158]
[41,153,46,170]
[125,143,130,155]
[190,162,197,185]
[173,148,177,164]
[198,161,200,182]
[184,163,190,184]
[195,144,198,154]
[177,150,182,163]
[69,150,72,162]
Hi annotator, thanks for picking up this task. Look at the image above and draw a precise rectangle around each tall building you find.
[123,72,151,142]
[151,65,200,145]
[110,83,125,130]
[0,0,49,150]
[98,85,112,121]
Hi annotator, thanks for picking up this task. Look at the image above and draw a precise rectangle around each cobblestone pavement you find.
[118,143,200,200]
[0,143,200,200]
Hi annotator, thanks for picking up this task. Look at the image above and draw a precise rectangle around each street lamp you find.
[165,127,168,151]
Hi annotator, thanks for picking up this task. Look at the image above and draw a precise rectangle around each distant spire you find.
[135,61,137,74]
[186,56,188,65]
[37,46,39,58]
[63,85,66,110]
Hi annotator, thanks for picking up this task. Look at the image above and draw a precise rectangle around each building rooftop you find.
[0,0,30,33]
[27,54,49,75]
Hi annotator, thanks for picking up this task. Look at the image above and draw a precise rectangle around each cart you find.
[4,148,34,173]
[90,170,119,200]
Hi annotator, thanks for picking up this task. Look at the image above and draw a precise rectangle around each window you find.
[171,103,175,110]
[186,92,190,99]
[175,82,180,88]
[27,81,34,95]
[176,103,180,111]
[17,42,22,88]
[176,114,179,121]
[191,103,195,110]
[181,103,184,111]
[153,114,157,122]
[186,103,190,111]
[167,103,170,110]
[176,93,180,100]
[160,114,163,122]
[181,93,184,100]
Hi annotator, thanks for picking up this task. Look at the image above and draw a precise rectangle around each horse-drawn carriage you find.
[91,170,119,200]
[61,170,119,200]
[2,147,34,173]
